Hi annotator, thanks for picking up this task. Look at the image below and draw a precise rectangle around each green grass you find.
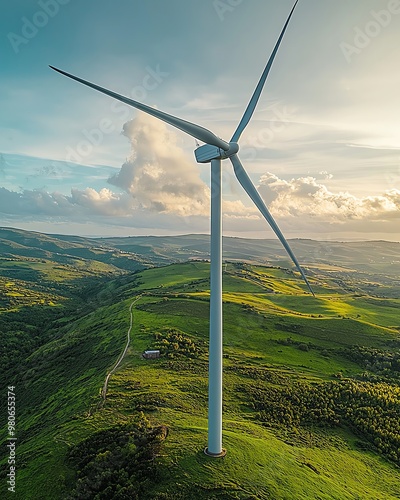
[2,261,400,499]
[136,261,210,290]
[96,349,400,499]
[157,422,400,500]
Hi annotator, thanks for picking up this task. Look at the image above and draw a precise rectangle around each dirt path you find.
[101,296,141,401]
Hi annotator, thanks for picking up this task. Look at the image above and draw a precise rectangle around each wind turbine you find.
[50,0,312,457]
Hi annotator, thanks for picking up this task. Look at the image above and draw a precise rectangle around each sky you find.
[1,0,399,241]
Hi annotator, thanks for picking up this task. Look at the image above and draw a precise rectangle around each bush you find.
[153,328,205,359]
[67,414,168,499]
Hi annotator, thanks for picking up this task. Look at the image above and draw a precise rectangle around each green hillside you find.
[1,256,400,499]
[0,227,149,273]
[2,226,400,277]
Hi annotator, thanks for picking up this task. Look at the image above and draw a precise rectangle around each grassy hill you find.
[2,226,399,304]
[0,227,149,274]
[2,226,400,275]
[1,253,399,499]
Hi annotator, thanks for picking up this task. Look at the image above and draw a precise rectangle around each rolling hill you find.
[2,226,400,275]
[0,228,399,499]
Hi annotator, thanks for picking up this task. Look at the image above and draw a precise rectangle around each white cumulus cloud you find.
[258,172,400,223]
[70,188,134,216]
[108,114,210,216]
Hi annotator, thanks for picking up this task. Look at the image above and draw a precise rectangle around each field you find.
[1,250,399,499]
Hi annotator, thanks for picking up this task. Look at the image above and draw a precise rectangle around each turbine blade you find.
[230,154,314,296]
[49,65,230,151]
[230,0,299,143]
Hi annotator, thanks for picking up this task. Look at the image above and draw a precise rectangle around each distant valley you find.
[1,226,399,299]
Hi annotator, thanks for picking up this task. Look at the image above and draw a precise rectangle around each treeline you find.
[67,414,167,499]
[0,305,63,378]
[340,345,400,381]
[245,378,400,465]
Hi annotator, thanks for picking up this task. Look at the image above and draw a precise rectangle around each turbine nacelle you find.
[194,142,239,164]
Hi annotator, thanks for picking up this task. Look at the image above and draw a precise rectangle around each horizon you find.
[1,224,399,244]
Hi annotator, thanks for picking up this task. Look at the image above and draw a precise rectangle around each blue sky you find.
[1,0,399,240]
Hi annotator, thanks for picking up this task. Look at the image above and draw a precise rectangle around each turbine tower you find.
[50,0,312,457]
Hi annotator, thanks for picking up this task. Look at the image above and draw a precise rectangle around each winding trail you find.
[101,295,141,401]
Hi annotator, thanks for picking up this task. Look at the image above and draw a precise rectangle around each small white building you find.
[142,350,160,359]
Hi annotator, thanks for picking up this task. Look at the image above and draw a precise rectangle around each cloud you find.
[108,114,210,216]
[1,115,399,241]
[70,188,134,216]
[0,186,135,218]
[0,187,75,216]
[0,115,214,221]
[258,172,400,223]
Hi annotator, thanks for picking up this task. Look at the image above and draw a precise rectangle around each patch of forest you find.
[243,376,400,466]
